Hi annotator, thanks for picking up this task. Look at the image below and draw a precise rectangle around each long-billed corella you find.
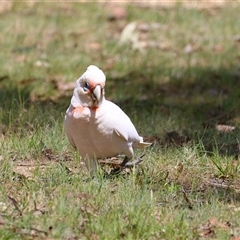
[64,65,151,176]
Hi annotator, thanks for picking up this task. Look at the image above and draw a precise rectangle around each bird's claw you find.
[109,154,145,175]
[123,153,145,168]
[123,155,145,167]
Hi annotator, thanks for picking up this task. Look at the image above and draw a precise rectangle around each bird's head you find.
[71,65,106,108]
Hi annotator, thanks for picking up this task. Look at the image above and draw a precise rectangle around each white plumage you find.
[64,65,151,175]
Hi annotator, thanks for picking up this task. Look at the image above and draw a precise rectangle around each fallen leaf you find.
[228,204,240,212]
[87,42,102,50]
[215,124,235,133]
[138,22,162,33]
[42,148,57,161]
[138,23,150,33]
[0,202,7,211]
[231,236,240,240]
[90,234,100,240]
[32,209,45,217]
[15,55,28,63]
[99,157,122,167]
[78,218,88,229]
[144,41,160,49]
[107,5,127,21]
[209,217,231,230]
[198,217,231,238]
[184,44,201,54]
[184,44,193,54]
[119,22,143,51]
[160,41,171,50]
[12,168,34,179]
[140,41,148,48]
[213,44,223,52]
[198,221,215,238]
[176,163,184,175]
[18,78,37,86]
[35,60,50,68]
[77,192,92,200]
[198,227,215,238]
[119,21,138,44]
[0,2,13,13]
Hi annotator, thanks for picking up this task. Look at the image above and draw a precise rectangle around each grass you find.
[1,2,240,239]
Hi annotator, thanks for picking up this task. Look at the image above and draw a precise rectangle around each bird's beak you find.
[91,85,102,104]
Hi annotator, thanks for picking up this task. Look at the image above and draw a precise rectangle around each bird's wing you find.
[103,101,152,149]
[114,128,128,141]
[103,101,143,144]
[66,134,77,149]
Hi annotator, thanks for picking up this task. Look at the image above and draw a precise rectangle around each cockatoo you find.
[64,65,151,175]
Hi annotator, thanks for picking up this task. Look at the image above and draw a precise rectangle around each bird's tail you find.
[135,136,152,149]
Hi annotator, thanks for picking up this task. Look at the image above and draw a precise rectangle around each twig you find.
[13,226,48,237]
[0,214,48,237]
[59,162,73,175]
[28,227,48,236]
[8,196,22,216]
[210,108,236,122]
[181,187,193,209]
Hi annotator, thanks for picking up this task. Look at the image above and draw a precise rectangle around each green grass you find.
[1,2,240,239]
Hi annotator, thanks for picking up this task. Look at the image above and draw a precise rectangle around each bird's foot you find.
[109,154,145,175]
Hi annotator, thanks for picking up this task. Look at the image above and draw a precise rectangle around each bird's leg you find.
[120,156,130,167]
[84,158,98,177]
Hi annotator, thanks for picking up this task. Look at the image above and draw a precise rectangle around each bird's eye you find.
[83,82,90,92]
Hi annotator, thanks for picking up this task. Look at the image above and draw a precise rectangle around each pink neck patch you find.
[72,106,85,114]
[72,105,98,114]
